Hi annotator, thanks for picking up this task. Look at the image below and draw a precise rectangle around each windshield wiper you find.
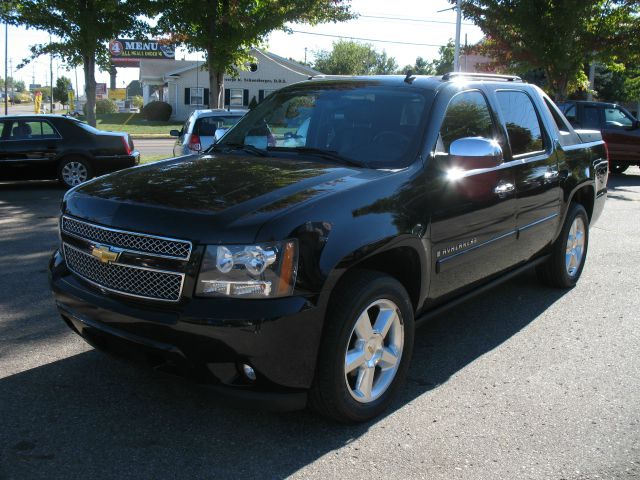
[206,143,268,157]
[278,147,365,168]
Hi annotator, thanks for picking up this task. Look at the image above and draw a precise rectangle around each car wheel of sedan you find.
[309,270,414,423]
[59,158,92,188]
[537,202,589,288]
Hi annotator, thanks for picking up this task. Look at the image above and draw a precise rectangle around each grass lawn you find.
[140,154,174,164]
[80,113,182,135]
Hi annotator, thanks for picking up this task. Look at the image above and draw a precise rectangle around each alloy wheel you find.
[62,161,89,186]
[344,299,404,404]
[565,216,586,277]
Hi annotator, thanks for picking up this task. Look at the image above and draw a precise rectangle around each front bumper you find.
[49,249,324,408]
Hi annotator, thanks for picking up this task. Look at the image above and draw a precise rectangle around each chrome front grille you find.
[62,216,192,260]
[63,243,184,302]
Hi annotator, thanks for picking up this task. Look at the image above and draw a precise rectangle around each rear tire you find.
[58,157,92,188]
[537,203,589,288]
[610,162,628,175]
[309,270,414,423]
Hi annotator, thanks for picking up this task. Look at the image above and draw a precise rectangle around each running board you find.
[415,255,550,328]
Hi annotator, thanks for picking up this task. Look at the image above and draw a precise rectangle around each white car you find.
[170,109,246,156]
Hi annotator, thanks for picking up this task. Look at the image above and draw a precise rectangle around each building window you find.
[190,87,204,106]
[229,89,244,106]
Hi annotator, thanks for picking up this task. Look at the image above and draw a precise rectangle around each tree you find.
[53,76,72,106]
[14,80,25,92]
[2,0,154,126]
[432,40,455,76]
[455,0,640,100]
[399,56,435,75]
[156,0,354,108]
[313,40,398,75]
[0,76,15,89]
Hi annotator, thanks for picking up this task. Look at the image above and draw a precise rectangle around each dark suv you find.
[50,74,608,422]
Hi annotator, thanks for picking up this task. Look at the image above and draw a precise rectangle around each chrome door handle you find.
[494,182,515,197]
[544,169,559,180]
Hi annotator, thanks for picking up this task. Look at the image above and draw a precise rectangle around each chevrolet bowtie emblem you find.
[91,245,120,264]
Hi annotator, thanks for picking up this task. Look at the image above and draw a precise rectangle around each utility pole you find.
[4,22,8,114]
[587,59,596,101]
[75,67,79,103]
[454,0,462,72]
[49,35,53,112]
[304,47,307,64]
[9,57,13,100]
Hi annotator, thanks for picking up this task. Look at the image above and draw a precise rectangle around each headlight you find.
[195,240,298,298]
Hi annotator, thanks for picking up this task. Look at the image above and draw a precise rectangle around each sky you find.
[0,0,484,94]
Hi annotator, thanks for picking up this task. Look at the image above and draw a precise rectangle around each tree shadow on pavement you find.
[0,269,568,480]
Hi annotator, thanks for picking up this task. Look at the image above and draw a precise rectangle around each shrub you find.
[131,95,144,109]
[141,101,172,121]
[84,99,118,115]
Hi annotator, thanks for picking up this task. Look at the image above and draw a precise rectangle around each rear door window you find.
[582,106,601,129]
[8,120,59,139]
[496,91,545,156]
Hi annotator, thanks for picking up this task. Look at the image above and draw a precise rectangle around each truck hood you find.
[63,153,382,243]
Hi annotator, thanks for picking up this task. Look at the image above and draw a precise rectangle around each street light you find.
[4,22,8,114]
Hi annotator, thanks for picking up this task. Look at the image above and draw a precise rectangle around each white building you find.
[139,49,320,121]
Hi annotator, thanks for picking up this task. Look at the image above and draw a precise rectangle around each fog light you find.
[242,363,256,381]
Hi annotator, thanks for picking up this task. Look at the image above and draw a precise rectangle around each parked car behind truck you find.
[50,73,608,423]
[0,114,139,187]
[559,100,640,174]
[170,109,246,156]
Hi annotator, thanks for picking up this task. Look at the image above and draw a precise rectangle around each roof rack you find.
[442,72,523,82]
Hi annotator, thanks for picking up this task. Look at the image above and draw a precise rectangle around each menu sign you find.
[109,39,175,67]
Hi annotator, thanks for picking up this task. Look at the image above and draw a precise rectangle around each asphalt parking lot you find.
[1,169,639,480]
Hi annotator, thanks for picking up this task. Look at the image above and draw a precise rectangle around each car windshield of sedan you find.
[218,82,432,168]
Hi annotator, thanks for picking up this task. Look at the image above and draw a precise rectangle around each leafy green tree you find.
[313,40,398,75]
[131,95,144,109]
[433,40,455,76]
[2,0,154,126]
[455,0,640,100]
[14,80,25,92]
[399,56,435,75]
[157,0,353,109]
[53,76,72,106]
[0,76,15,89]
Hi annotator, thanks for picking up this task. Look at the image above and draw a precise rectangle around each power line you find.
[358,14,474,26]
[289,30,446,47]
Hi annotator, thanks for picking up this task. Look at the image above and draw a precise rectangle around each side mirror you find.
[447,137,503,170]
[169,129,181,137]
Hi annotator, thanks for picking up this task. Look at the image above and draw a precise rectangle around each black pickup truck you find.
[50,73,608,423]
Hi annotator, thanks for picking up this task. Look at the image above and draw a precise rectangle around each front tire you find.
[537,203,589,288]
[309,270,415,423]
[58,157,92,188]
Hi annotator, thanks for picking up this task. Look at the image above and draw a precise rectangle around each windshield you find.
[219,82,432,168]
